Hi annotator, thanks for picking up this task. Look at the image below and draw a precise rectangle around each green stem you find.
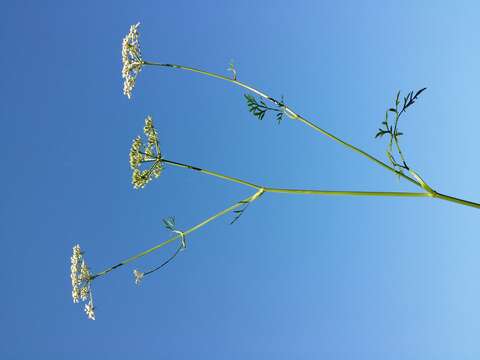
[433,191,480,209]
[91,189,264,279]
[143,61,277,104]
[295,116,417,185]
[143,61,420,187]
[391,111,409,169]
[264,188,431,197]
[162,159,261,190]
[162,158,480,209]
[162,158,429,198]
[393,137,408,169]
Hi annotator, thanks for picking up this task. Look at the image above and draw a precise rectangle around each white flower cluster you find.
[129,136,143,170]
[129,116,163,189]
[122,22,143,99]
[70,244,95,320]
[144,116,159,149]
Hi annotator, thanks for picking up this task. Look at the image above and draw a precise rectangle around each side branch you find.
[91,189,265,279]
[162,159,261,190]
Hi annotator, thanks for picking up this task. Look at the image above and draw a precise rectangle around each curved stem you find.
[143,61,420,187]
[91,189,264,279]
[143,244,182,276]
[143,61,278,104]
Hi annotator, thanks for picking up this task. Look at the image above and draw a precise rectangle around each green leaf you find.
[162,216,176,231]
[375,129,387,138]
[414,87,427,98]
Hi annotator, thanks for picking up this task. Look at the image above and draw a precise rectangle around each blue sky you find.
[1,0,480,358]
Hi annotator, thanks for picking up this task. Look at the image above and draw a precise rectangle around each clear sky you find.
[1,0,480,358]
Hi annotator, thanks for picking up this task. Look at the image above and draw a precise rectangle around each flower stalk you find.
[91,188,265,280]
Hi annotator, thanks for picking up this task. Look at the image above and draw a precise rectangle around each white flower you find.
[84,302,95,320]
[129,116,163,189]
[70,244,96,319]
[143,115,158,148]
[72,287,80,304]
[80,286,89,302]
[72,244,81,258]
[133,269,144,285]
[70,244,83,303]
[132,168,148,189]
[122,22,143,99]
[129,136,144,170]
[150,161,163,179]
[80,260,91,281]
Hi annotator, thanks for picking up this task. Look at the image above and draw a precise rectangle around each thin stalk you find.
[392,110,409,169]
[143,61,276,103]
[143,244,182,276]
[393,137,408,169]
[433,192,480,209]
[264,188,431,198]
[295,115,417,185]
[143,61,420,187]
[162,159,261,190]
[91,189,264,279]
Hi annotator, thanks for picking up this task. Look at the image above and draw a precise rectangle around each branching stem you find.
[162,157,430,198]
[92,188,265,279]
[142,61,480,210]
[91,159,479,281]
[143,61,420,186]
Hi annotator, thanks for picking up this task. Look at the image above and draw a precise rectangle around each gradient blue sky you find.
[1,0,480,358]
